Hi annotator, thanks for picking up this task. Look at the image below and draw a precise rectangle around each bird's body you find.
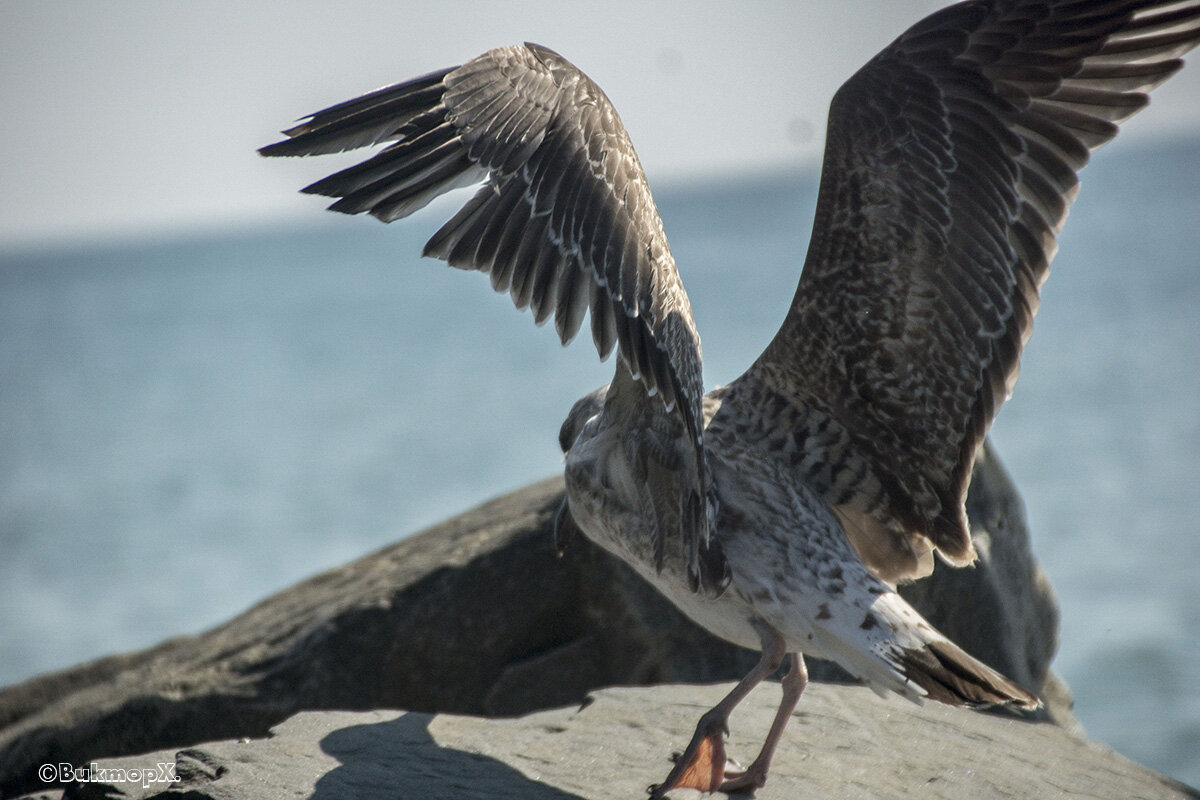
[570,405,929,685]
[262,1,1200,793]
[565,375,1031,709]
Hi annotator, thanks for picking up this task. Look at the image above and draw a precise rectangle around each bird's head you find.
[559,384,610,453]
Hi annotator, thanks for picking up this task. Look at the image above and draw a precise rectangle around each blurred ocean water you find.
[1,136,1197,785]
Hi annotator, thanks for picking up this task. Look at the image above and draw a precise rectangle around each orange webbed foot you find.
[648,715,731,798]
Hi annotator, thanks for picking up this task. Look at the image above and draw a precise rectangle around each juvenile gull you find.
[261,1,1200,794]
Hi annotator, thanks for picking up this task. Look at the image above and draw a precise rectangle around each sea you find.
[2,135,1198,787]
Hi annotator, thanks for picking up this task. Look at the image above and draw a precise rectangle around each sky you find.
[2,1,1199,251]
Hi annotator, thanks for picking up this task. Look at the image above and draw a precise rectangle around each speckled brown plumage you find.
[736,0,1200,577]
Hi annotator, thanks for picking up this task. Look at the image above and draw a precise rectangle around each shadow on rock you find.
[315,712,586,800]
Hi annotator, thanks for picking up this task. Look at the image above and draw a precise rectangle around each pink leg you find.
[648,631,787,799]
[720,653,808,792]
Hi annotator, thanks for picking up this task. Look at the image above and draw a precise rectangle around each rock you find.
[27,684,1198,800]
[0,440,1063,798]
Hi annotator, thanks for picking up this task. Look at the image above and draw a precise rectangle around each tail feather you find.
[897,639,1040,709]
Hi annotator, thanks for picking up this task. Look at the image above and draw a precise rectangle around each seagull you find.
[261,1,1200,794]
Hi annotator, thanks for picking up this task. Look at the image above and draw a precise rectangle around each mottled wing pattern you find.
[734,0,1200,573]
[260,44,720,587]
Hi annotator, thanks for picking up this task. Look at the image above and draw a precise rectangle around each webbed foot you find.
[647,711,730,798]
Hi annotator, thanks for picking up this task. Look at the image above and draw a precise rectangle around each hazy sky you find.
[2,1,1199,249]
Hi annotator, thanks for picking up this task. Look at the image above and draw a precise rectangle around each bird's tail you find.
[893,637,1040,709]
[803,587,1041,710]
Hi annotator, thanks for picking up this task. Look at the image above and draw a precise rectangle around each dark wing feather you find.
[726,0,1200,578]
[261,43,723,590]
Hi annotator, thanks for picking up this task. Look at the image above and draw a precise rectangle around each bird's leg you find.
[648,629,786,799]
[719,653,808,792]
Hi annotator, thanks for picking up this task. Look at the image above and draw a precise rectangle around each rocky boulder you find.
[0,441,1064,797]
[29,684,1199,800]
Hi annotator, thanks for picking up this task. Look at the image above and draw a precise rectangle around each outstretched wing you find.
[726,0,1200,579]
[260,44,724,590]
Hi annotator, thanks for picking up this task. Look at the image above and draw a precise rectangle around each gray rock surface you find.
[31,684,1199,800]
[0,441,1063,797]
